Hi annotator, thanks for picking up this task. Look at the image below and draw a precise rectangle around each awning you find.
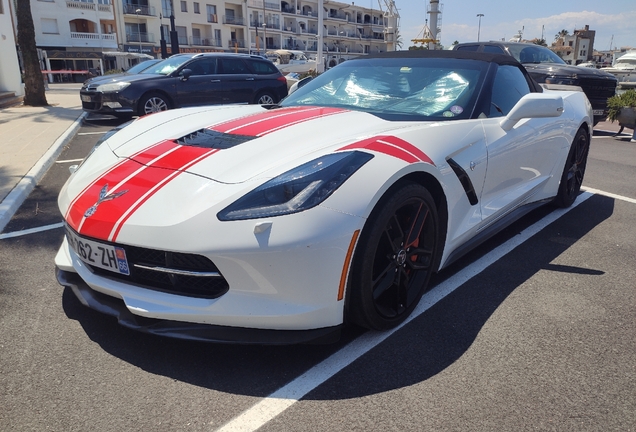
[102,51,153,59]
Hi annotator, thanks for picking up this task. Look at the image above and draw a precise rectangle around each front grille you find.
[87,243,229,299]
[577,77,617,101]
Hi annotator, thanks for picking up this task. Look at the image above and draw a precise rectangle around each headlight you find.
[218,151,374,221]
[545,76,578,86]
[96,81,131,92]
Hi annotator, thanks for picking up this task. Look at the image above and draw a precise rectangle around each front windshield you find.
[127,60,158,74]
[140,56,192,75]
[281,57,488,120]
[509,45,566,64]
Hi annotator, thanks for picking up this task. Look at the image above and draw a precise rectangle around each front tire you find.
[554,128,589,208]
[138,92,170,116]
[348,182,439,330]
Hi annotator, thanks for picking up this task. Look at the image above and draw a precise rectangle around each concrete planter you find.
[616,107,636,129]
[616,107,636,142]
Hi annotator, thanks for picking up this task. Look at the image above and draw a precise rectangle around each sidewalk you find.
[0,83,85,232]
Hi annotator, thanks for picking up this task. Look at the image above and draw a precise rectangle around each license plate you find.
[593,109,604,115]
[81,95,91,102]
[66,226,130,275]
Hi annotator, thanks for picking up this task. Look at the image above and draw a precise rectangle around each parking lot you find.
[1,117,634,431]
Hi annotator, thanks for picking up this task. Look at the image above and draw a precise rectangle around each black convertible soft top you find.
[363,49,523,67]
[361,49,542,93]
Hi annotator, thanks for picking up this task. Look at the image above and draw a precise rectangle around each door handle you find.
[246,78,255,81]
[210,79,221,83]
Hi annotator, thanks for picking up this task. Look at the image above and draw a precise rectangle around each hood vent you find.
[176,128,255,149]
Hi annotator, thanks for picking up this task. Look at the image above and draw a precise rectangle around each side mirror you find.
[500,93,564,131]
[288,76,313,95]
[180,69,193,81]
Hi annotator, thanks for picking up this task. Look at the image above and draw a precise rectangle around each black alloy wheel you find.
[554,128,589,208]
[348,182,439,330]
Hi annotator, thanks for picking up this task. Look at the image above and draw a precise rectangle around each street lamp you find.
[477,13,484,42]
[262,23,267,52]
[135,8,142,55]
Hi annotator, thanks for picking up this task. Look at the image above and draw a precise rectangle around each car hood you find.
[106,105,418,184]
[523,63,618,79]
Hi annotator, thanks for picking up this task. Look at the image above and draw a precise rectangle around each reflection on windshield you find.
[282,59,484,119]
[141,56,191,75]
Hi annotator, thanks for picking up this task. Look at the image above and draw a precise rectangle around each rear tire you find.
[347,182,439,330]
[254,92,276,105]
[553,128,589,208]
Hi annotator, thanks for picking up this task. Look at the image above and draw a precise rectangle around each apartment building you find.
[551,25,596,65]
[14,0,392,77]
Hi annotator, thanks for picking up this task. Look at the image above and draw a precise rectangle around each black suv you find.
[80,53,288,118]
[453,42,617,124]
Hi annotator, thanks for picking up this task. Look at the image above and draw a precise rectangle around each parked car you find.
[82,59,162,86]
[453,41,617,124]
[79,53,288,118]
[57,50,592,344]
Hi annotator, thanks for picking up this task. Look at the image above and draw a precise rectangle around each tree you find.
[16,0,48,106]
[533,38,547,47]
[554,29,569,42]
[394,29,403,50]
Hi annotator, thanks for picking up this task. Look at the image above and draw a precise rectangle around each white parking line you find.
[0,222,64,240]
[582,186,636,204]
[215,192,596,432]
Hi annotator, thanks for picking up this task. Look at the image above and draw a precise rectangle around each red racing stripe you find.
[67,142,216,241]
[108,148,218,241]
[64,140,178,229]
[339,135,435,166]
[210,106,347,136]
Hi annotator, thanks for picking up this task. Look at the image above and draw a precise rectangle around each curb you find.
[0,112,88,233]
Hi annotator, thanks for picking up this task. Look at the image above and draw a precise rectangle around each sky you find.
[390,0,636,51]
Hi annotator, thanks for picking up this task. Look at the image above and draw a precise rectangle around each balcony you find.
[126,31,155,43]
[70,31,117,48]
[66,0,113,14]
[191,37,223,47]
[122,3,156,16]
[223,16,245,25]
[248,0,279,11]
[228,39,246,48]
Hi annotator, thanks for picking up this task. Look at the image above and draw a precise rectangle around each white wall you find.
[0,0,23,95]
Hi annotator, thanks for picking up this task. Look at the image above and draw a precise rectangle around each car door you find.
[215,57,258,103]
[479,64,564,220]
[174,58,222,107]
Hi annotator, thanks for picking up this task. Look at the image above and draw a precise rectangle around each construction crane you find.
[379,0,400,51]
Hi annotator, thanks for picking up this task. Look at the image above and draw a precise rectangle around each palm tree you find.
[16,0,48,106]
[395,28,403,50]
[554,29,569,42]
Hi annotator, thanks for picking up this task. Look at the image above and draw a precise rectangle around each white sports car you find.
[55,51,592,344]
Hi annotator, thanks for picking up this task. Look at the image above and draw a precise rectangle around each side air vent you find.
[447,158,479,206]
[176,129,255,149]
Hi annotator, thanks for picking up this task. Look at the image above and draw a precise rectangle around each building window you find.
[181,1,187,12]
[161,0,173,17]
[193,2,200,14]
[41,18,59,34]
[207,4,217,23]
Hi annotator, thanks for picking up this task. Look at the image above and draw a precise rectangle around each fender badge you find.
[84,184,128,218]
